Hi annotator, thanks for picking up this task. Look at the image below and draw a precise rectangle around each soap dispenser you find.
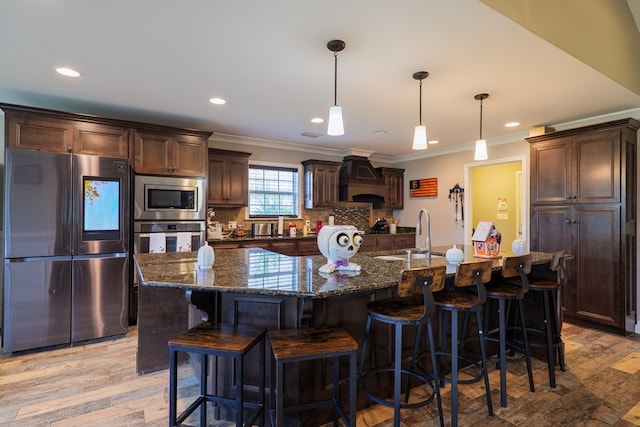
[197,241,215,269]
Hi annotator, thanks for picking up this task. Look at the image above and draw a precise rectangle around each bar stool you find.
[433,260,493,427]
[523,250,567,387]
[168,323,266,427]
[483,254,535,408]
[268,327,357,427]
[358,266,446,427]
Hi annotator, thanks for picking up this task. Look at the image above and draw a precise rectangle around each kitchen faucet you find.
[415,208,431,257]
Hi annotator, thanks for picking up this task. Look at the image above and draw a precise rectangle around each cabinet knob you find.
[66,146,73,153]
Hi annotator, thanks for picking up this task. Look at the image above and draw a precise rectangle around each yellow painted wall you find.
[471,161,521,250]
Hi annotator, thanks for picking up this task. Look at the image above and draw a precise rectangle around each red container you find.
[316,220,323,233]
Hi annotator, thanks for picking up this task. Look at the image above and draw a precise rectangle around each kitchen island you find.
[135,245,557,424]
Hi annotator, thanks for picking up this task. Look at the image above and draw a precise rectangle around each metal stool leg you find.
[201,353,208,426]
[169,347,178,426]
[426,321,445,427]
[393,322,402,426]
[517,299,535,392]
[550,289,566,371]
[476,310,493,417]
[542,290,556,387]
[333,356,339,427]
[451,310,459,427]
[498,298,508,407]
[349,350,357,427]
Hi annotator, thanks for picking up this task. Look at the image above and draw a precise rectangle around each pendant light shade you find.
[412,71,429,150]
[474,93,489,161]
[327,105,344,136]
[413,125,427,150]
[327,40,345,136]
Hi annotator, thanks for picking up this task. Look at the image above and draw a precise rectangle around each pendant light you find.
[412,71,429,150]
[327,40,345,136]
[474,93,489,161]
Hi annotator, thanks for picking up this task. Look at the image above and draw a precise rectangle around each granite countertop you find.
[134,245,554,299]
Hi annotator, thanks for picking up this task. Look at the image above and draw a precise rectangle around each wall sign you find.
[409,177,438,197]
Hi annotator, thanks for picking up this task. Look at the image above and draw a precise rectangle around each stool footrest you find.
[361,368,436,409]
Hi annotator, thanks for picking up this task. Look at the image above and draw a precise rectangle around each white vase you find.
[445,245,464,264]
[197,241,215,269]
[512,239,527,256]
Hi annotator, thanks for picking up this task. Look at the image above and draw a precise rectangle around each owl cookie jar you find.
[317,225,363,274]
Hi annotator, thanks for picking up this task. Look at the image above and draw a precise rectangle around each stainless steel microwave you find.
[134,175,206,221]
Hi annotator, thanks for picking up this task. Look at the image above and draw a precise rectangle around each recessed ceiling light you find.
[428,140,439,144]
[373,130,387,135]
[505,122,520,128]
[311,117,324,124]
[209,97,226,105]
[56,67,81,78]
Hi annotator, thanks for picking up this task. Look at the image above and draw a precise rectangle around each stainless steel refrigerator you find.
[3,149,130,353]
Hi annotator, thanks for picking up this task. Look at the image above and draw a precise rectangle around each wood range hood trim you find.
[338,155,387,207]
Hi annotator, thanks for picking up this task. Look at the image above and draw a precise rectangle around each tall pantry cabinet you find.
[527,118,638,334]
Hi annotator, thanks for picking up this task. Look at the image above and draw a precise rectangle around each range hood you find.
[339,155,387,208]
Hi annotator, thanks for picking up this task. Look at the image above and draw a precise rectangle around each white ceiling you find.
[1,0,640,161]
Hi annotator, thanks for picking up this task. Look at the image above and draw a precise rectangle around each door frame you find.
[463,155,528,246]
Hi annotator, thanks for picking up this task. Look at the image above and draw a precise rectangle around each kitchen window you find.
[248,164,299,218]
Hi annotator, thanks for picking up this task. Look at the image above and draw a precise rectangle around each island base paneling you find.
[136,285,190,374]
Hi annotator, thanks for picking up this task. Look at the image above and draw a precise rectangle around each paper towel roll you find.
[278,216,284,235]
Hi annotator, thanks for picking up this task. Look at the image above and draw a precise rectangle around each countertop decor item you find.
[197,241,215,269]
[512,239,528,256]
[317,225,363,274]
[445,244,464,264]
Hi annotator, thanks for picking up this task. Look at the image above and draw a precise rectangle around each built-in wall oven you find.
[130,175,206,323]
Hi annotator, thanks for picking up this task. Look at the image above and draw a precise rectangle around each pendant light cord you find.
[418,79,423,126]
[479,97,483,139]
[333,51,338,106]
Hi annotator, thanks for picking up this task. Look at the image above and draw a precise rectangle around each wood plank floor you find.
[1,323,640,426]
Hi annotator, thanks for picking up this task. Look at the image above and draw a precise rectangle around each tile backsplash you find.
[209,202,393,234]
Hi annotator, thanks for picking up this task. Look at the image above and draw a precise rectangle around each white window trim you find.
[245,160,304,221]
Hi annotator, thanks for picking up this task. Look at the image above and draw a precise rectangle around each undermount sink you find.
[374,253,443,261]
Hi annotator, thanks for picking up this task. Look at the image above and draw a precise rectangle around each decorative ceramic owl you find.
[317,225,363,274]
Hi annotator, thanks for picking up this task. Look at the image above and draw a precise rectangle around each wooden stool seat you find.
[269,327,357,427]
[169,323,266,427]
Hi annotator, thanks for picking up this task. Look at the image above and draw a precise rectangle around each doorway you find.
[463,156,527,248]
